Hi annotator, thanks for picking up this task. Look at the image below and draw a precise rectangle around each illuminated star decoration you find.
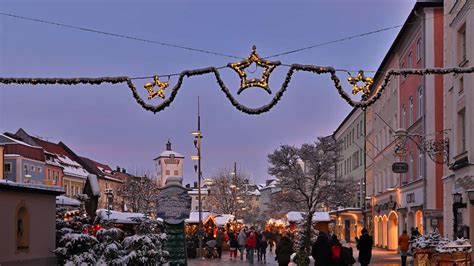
[228,45,281,94]
[347,70,374,96]
[144,75,169,100]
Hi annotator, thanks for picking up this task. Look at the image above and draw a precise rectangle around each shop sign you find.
[157,185,192,224]
[392,162,409,173]
[424,209,443,218]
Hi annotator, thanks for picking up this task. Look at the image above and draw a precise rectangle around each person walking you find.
[312,232,331,266]
[275,233,293,266]
[340,240,356,266]
[256,231,262,261]
[215,228,225,259]
[356,228,373,266]
[229,231,239,260]
[238,229,247,260]
[399,230,410,266]
[246,232,257,264]
[329,234,343,266]
[259,233,268,263]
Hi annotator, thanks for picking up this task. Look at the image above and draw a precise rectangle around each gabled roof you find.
[1,134,45,162]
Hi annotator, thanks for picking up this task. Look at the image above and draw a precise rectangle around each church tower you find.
[153,141,184,187]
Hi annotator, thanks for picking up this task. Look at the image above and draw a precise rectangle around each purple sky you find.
[0,0,414,185]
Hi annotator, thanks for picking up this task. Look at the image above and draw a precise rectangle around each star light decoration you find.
[347,70,374,96]
[144,75,168,99]
[228,45,281,94]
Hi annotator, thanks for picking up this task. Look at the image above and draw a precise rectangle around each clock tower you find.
[154,141,184,187]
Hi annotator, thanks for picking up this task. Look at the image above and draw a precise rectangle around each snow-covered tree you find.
[268,136,357,255]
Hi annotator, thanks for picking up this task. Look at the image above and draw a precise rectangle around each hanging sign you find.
[392,162,409,173]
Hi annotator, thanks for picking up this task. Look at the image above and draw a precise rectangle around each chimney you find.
[166,140,172,151]
[185,184,190,188]
[194,182,197,188]
[122,168,126,173]
[116,166,120,172]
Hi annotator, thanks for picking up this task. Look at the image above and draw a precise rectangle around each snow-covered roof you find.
[215,214,235,226]
[56,195,81,206]
[56,154,89,178]
[96,209,145,224]
[0,180,64,195]
[0,134,42,148]
[246,189,261,196]
[185,211,212,223]
[286,211,331,222]
[157,150,184,158]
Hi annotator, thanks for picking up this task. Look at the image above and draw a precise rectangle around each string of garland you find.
[1,66,473,115]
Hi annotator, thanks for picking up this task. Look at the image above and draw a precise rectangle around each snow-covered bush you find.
[54,233,99,265]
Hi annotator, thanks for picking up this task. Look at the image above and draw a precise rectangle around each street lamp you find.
[452,192,467,238]
[105,188,114,221]
[192,97,205,259]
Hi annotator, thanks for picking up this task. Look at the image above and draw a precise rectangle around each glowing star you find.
[228,45,281,94]
[348,70,374,96]
[144,75,169,100]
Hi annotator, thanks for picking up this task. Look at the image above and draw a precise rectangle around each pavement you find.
[188,244,412,265]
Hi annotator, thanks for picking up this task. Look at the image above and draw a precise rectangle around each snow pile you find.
[411,231,447,249]
[87,174,100,196]
[435,238,472,254]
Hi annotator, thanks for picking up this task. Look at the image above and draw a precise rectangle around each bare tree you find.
[118,176,159,214]
[207,168,249,217]
[268,136,357,256]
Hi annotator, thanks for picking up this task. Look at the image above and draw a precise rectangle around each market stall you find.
[185,211,216,238]
[411,232,472,265]
[95,209,146,234]
[286,211,331,234]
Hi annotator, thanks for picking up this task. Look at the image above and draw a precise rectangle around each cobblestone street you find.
[189,244,411,266]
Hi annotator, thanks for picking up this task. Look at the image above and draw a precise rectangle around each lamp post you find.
[105,188,114,221]
[191,97,204,259]
[452,192,467,238]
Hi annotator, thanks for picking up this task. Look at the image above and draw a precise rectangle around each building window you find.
[37,167,41,173]
[352,128,355,143]
[23,164,28,173]
[165,170,170,175]
[65,184,68,196]
[416,38,422,62]
[174,170,179,176]
[48,169,51,180]
[30,165,35,173]
[458,24,466,64]
[408,52,413,68]
[402,105,406,129]
[409,97,413,125]
[5,162,12,173]
[458,76,464,95]
[409,152,414,182]
[417,87,423,118]
[458,109,466,153]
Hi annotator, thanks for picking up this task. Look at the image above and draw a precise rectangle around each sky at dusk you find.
[0,0,415,185]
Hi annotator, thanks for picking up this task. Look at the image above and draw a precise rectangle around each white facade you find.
[442,0,474,244]
[153,141,184,187]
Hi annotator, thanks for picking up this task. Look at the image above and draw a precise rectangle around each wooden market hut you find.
[286,211,331,233]
[185,211,216,237]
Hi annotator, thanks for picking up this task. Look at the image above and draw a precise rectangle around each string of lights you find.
[1,64,473,115]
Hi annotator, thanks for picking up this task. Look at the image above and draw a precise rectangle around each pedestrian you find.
[275,233,293,266]
[238,229,247,260]
[256,231,262,261]
[356,228,373,266]
[329,234,343,266]
[340,239,356,266]
[229,231,239,260]
[399,230,410,266]
[216,227,225,259]
[311,231,331,266]
[246,232,257,264]
[259,233,268,263]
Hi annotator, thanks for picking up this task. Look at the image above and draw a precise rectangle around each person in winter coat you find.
[275,234,293,266]
[238,229,247,260]
[246,232,257,264]
[399,230,410,266]
[215,228,225,259]
[256,231,262,261]
[340,240,356,266]
[356,228,373,266]
[329,234,343,266]
[312,232,331,266]
[229,231,239,260]
[258,234,268,263]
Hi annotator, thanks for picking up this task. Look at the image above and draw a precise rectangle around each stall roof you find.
[286,211,330,222]
[215,214,235,226]
[185,211,212,224]
[56,195,81,206]
[96,209,145,224]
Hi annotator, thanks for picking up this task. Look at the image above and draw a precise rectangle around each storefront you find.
[329,208,363,243]
[399,180,424,235]
[373,192,399,250]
